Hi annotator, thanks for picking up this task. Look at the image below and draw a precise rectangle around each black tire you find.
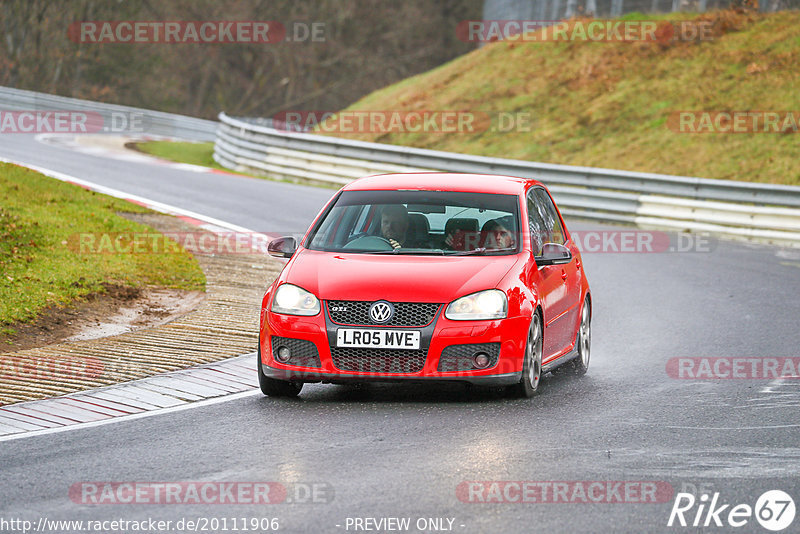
[569,296,591,376]
[257,344,303,397]
[508,313,543,398]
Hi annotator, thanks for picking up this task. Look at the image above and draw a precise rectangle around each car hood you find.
[285,249,521,303]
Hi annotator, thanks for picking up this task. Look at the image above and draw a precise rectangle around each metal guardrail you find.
[215,112,800,245]
[2,88,798,244]
[0,86,217,141]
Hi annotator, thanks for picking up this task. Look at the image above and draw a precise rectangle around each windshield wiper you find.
[360,248,446,255]
[450,247,487,256]
[449,247,516,256]
[397,249,445,255]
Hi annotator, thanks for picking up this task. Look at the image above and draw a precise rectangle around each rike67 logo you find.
[668,490,795,531]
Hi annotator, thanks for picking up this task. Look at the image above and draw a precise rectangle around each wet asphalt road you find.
[1,134,799,533]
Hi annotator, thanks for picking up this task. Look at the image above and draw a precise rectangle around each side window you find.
[535,189,566,246]
[526,190,546,256]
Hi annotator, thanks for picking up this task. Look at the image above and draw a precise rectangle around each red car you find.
[259,173,591,398]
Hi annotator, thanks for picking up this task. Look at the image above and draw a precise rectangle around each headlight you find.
[445,289,507,321]
[271,283,320,316]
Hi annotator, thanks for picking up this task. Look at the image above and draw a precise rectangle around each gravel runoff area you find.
[0,213,282,406]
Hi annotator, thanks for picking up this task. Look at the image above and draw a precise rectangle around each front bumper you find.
[261,364,521,386]
[260,304,529,385]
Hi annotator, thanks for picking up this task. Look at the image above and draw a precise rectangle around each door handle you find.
[561,269,567,281]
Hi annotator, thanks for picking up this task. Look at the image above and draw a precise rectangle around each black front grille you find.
[327,301,440,327]
[331,347,427,374]
[438,343,501,372]
[271,336,321,368]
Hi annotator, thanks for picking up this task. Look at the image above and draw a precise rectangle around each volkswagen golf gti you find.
[259,173,591,398]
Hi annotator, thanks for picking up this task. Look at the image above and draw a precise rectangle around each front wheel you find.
[570,297,591,376]
[508,314,542,398]
[258,344,303,397]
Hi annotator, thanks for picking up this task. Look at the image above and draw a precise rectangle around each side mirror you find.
[268,236,297,258]
[536,243,572,266]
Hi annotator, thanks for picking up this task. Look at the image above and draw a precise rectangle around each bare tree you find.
[0,0,482,119]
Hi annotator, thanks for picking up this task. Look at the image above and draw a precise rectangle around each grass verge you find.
[133,140,225,169]
[134,140,340,189]
[0,162,205,340]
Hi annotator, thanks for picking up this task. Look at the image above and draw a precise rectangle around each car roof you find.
[342,172,542,195]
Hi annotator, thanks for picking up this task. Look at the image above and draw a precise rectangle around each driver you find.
[380,204,418,249]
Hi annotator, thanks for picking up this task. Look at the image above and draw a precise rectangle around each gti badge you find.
[369,301,394,324]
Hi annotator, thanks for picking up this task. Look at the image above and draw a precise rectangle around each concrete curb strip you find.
[0,353,260,440]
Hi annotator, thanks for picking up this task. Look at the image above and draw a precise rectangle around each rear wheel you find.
[258,344,303,397]
[508,313,542,398]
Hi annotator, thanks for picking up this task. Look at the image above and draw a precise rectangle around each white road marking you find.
[1,155,279,256]
[0,155,254,233]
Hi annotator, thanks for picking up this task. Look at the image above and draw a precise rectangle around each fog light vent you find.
[270,336,321,368]
[438,343,501,372]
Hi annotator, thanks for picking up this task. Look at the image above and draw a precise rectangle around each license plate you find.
[336,328,421,350]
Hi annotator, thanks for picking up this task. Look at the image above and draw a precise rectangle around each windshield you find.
[306,190,521,255]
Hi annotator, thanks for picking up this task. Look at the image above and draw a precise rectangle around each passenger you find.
[443,228,471,251]
[481,219,515,250]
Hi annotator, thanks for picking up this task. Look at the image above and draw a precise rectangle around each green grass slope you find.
[326,10,800,185]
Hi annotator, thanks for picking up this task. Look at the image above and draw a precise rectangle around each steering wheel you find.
[343,235,395,251]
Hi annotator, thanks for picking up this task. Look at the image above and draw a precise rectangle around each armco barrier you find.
[215,112,800,245]
[0,86,217,141]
